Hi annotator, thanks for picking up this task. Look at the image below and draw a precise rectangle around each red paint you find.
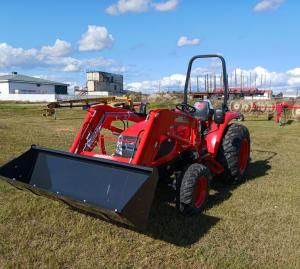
[239,138,249,173]
[193,176,208,208]
[252,102,300,124]
[69,104,243,176]
[205,111,240,156]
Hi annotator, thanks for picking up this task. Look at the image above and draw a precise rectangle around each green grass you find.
[0,104,299,269]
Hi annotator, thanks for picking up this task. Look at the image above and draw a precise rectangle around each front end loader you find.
[0,55,250,230]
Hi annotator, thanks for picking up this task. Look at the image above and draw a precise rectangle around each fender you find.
[205,111,240,157]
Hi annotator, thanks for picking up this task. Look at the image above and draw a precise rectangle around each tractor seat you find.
[193,101,214,121]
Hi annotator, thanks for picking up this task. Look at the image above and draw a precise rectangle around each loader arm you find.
[70,105,146,154]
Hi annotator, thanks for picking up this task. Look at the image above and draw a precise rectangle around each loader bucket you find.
[0,146,158,230]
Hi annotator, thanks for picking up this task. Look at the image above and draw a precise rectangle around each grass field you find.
[0,103,299,269]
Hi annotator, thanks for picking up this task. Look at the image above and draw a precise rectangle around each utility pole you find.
[206,74,209,92]
[214,73,216,92]
[220,73,223,89]
[264,75,267,89]
[233,69,236,88]
[249,72,252,88]
[241,71,243,89]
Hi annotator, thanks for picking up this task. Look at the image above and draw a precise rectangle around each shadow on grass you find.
[146,148,274,246]
[207,149,275,212]
[284,119,294,126]
[68,149,276,247]
[145,185,220,246]
[69,186,220,247]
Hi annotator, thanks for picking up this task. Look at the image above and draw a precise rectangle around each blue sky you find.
[0,0,299,92]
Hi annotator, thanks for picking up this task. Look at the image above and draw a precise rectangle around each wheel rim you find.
[194,176,208,208]
[239,138,249,174]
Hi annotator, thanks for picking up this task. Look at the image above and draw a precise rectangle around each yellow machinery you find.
[43,96,139,118]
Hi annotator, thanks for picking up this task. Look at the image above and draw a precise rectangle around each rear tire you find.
[217,124,250,184]
[177,163,211,216]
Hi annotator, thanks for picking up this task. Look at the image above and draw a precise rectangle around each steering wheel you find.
[176,103,196,113]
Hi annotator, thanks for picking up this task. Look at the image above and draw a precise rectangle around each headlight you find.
[115,136,139,158]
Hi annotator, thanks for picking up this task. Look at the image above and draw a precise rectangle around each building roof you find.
[86,70,123,77]
[0,73,68,86]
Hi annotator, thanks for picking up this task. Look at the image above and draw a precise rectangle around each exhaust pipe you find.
[0,146,158,230]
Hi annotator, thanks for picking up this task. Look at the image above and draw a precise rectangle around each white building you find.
[0,72,69,102]
[86,71,124,96]
[283,89,299,99]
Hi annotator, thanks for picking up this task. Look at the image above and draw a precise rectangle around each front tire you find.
[177,163,211,216]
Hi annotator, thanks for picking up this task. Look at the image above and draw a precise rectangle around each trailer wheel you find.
[177,163,211,216]
[217,124,250,184]
[230,100,242,112]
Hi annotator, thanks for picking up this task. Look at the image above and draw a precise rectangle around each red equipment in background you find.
[253,102,300,125]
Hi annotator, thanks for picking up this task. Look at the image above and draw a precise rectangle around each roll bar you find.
[183,54,229,110]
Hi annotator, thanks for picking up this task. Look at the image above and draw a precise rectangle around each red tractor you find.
[0,55,250,229]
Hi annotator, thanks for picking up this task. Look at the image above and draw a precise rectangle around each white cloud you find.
[286,68,300,87]
[126,80,158,93]
[153,0,178,11]
[231,66,288,88]
[227,66,300,90]
[78,25,114,52]
[287,77,300,86]
[110,66,128,73]
[106,0,151,15]
[41,39,72,57]
[57,57,111,72]
[0,42,120,73]
[106,0,178,15]
[0,43,40,68]
[192,60,222,76]
[126,66,300,93]
[126,73,186,93]
[177,36,200,47]
[254,0,285,12]
[287,68,300,77]
[40,56,116,73]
